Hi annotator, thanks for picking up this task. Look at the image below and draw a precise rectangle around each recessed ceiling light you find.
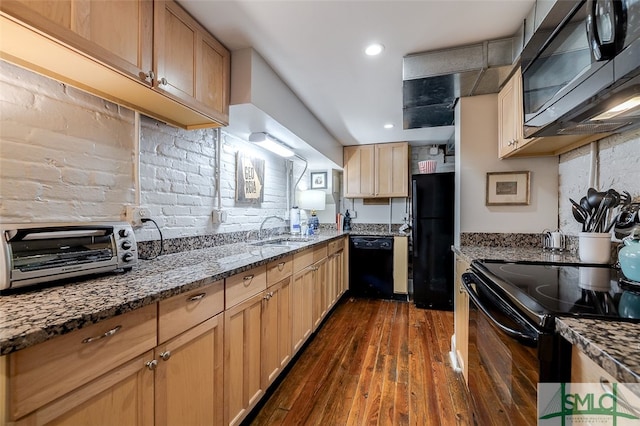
[365,43,384,56]
[383,123,394,129]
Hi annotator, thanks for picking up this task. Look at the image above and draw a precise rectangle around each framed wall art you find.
[486,171,530,206]
[310,171,327,189]
[236,153,265,203]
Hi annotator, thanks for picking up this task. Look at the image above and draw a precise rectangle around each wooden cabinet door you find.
[261,277,292,387]
[224,292,264,426]
[155,314,224,426]
[327,251,339,309]
[312,257,328,330]
[291,266,314,353]
[375,142,409,197]
[15,351,154,426]
[454,256,470,384]
[344,145,375,198]
[154,0,230,124]
[498,71,518,158]
[0,0,153,84]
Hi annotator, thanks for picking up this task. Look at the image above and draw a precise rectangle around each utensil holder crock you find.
[578,232,612,264]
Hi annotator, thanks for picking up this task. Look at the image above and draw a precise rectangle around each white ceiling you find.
[179,0,534,157]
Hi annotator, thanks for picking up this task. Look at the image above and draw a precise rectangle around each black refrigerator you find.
[411,172,455,310]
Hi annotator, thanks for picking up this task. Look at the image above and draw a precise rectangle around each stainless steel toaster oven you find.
[0,222,137,291]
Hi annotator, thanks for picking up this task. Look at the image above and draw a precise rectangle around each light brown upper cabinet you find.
[154,0,229,124]
[498,68,606,159]
[0,0,154,84]
[0,0,230,129]
[344,142,409,198]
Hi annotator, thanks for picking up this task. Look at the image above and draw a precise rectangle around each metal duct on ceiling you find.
[402,38,516,129]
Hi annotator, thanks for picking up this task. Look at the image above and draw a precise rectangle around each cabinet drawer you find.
[314,243,328,262]
[158,280,224,343]
[328,238,344,255]
[226,265,267,308]
[267,255,292,287]
[8,304,157,420]
[293,247,315,273]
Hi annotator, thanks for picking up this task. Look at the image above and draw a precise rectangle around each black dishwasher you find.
[349,236,394,299]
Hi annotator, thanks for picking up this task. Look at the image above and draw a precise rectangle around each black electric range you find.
[462,259,640,424]
[470,259,640,331]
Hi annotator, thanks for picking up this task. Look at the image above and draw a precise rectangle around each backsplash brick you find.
[0,61,135,222]
[1,60,292,240]
[559,128,640,237]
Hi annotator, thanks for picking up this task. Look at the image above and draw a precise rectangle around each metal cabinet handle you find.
[140,70,155,83]
[146,359,158,370]
[309,266,319,271]
[277,262,286,271]
[188,293,206,302]
[81,325,122,344]
[160,351,171,361]
[243,274,254,281]
[158,77,168,86]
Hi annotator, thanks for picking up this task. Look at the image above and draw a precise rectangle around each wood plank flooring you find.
[249,297,473,425]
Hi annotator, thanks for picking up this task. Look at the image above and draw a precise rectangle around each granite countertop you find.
[454,244,640,385]
[556,318,640,383]
[452,245,581,265]
[0,232,347,356]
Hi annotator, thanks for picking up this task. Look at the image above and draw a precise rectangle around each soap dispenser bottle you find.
[290,206,301,234]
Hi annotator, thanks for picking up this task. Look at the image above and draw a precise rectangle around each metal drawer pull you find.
[243,274,254,286]
[146,359,158,370]
[81,325,122,344]
[188,293,206,302]
[160,351,171,361]
[277,262,286,271]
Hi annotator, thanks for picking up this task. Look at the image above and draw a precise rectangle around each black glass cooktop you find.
[472,260,640,325]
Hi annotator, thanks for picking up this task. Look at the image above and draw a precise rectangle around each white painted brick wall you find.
[0,61,135,222]
[0,61,292,240]
[559,129,640,236]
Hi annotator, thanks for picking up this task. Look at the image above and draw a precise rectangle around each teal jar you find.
[619,237,640,282]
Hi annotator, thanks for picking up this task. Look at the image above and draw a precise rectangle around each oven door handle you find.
[462,273,538,346]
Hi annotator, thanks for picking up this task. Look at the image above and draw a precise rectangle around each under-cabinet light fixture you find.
[590,96,640,121]
[248,132,295,157]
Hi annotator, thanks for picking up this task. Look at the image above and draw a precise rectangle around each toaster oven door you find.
[5,226,118,288]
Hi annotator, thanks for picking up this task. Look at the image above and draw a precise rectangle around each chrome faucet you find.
[258,215,287,240]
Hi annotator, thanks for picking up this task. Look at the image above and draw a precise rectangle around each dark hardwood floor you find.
[249,297,473,425]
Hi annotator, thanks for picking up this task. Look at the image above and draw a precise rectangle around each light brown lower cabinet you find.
[12,350,154,426]
[453,255,470,384]
[262,277,293,387]
[312,257,329,331]
[224,292,264,426]
[155,314,224,426]
[291,263,315,353]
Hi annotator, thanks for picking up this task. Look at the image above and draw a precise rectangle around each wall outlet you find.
[212,209,227,224]
[126,205,151,227]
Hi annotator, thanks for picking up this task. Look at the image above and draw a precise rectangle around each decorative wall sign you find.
[486,171,530,206]
[236,154,265,203]
[310,171,327,189]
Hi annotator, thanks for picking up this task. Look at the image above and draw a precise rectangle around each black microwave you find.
[522,0,640,138]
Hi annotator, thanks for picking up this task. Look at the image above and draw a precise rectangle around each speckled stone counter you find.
[453,244,640,388]
[556,318,640,383]
[0,232,347,355]
[453,245,581,265]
